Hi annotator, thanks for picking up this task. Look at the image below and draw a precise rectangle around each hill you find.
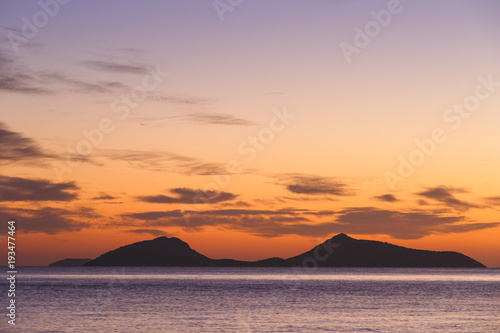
[83,233,485,268]
[285,233,485,267]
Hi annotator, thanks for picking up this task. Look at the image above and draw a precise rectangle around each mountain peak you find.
[85,236,206,266]
[152,236,186,244]
[152,236,172,241]
[331,233,354,241]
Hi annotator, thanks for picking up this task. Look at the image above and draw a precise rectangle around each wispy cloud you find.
[334,207,497,239]
[197,208,303,216]
[0,52,129,96]
[278,174,354,198]
[123,210,184,221]
[0,206,90,234]
[0,52,49,94]
[129,112,256,128]
[92,192,117,200]
[122,204,498,240]
[138,188,238,204]
[37,71,129,94]
[149,94,212,105]
[123,207,323,237]
[80,60,147,75]
[416,186,481,211]
[182,113,256,126]
[484,196,500,206]
[303,210,337,216]
[126,228,168,237]
[374,194,399,202]
[0,175,78,202]
[121,206,331,238]
[102,149,233,175]
[0,122,53,163]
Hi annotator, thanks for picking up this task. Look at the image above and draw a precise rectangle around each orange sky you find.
[1,0,499,267]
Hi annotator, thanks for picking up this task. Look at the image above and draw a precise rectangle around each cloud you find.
[0,74,49,94]
[116,47,147,55]
[138,188,238,204]
[484,196,500,206]
[197,208,301,216]
[416,186,481,211]
[150,94,211,105]
[229,201,252,207]
[92,192,117,200]
[0,52,129,96]
[102,149,233,175]
[334,207,497,239]
[374,194,399,202]
[123,210,184,220]
[130,112,256,128]
[125,115,173,127]
[126,228,168,237]
[123,206,499,239]
[182,113,256,126]
[81,60,146,74]
[122,207,342,238]
[0,122,52,163]
[275,196,332,203]
[37,71,129,94]
[303,210,337,216]
[126,208,304,220]
[0,206,90,234]
[0,52,49,94]
[0,175,78,202]
[280,175,354,197]
[127,209,328,238]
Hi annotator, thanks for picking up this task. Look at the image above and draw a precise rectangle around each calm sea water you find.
[4,267,500,332]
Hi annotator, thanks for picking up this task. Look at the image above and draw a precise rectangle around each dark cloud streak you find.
[81,60,146,74]
[334,207,496,239]
[92,192,117,200]
[374,194,399,202]
[126,228,168,237]
[0,175,78,202]
[183,113,256,126]
[103,149,233,175]
[282,175,354,197]
[0,206,90,234]
[0,122,52,163]
[138,188,238,204]
[417,186,481,211]
[122,205,498,240]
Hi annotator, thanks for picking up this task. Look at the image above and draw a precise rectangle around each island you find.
[49,258,92,267]
[76,233,485,268]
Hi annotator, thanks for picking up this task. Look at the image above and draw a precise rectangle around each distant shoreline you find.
[49,233,488,268]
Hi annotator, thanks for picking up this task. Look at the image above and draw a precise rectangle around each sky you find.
[1,0,499,267]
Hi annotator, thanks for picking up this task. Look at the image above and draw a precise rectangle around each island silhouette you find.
[51,233,485,268]
[49,258,92,267]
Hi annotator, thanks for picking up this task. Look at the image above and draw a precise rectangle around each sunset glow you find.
[1,0,499,268]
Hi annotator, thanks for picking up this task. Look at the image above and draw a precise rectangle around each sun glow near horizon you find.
[0,0,499,267]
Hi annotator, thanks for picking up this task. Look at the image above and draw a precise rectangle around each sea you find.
[4,267,500,332]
